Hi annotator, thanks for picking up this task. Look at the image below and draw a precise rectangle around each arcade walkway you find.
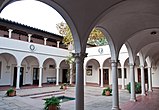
[121,89,159,110]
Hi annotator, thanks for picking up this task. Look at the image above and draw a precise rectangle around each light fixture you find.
[151,31,157,35]
[6,65,10,70]
[27,66,30,70]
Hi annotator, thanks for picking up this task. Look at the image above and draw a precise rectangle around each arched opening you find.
[103,57,111,85]
[21,55,39,86]
[43,58,56,84]
[85,59,100,85]
[0,53,17,86]
[59,60,70,84]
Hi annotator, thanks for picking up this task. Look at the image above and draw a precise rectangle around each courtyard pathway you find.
[0,85,158,110]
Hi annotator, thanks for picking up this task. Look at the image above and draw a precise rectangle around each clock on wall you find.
[98,48,103,54]
[29,44,36,51]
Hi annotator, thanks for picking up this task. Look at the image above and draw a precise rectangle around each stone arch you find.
[97,27,119,61]
[0,0,82,52]
[85,59,100,84]
[21,55,40,85]
[42,58,56,84]
[124,58,129,67]
[0,52,17,65]
[103,57,111,68]
[0,52,18,86]
[59,60,70,83]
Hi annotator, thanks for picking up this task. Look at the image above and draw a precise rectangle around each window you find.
[0,62,1,79]
[49,65,55,69]
[86,65,92,76]
[118,68,122,78]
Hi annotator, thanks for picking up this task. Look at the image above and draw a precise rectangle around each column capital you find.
[110,60,118,67]
[28,34,32,37]
[128,63,134,66]
[110,60,119,63]
[140,65,144,68]
[39,66,43,69]
[56,67,60,69]
[147,66,152,68]
[73,52,87,63]
[8,29,13,32]
[16,65,21,68]
[44,38,47,40]
[57,41,60,43]
[100,67,103,69]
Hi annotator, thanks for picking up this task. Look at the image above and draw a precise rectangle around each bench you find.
[47,77,56,84]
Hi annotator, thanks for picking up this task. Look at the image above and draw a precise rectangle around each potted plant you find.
[6,88,16,97]
[60,83,67,90]
[44,96,60,110]
[102,87,112,96]
[127,82,141,94]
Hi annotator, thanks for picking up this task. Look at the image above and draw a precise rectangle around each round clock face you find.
[30,44,35,51]
[98,48,103,54]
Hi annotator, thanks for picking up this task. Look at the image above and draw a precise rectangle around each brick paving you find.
[0,85,158,110]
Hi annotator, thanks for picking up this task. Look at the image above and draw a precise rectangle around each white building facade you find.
[0,24,158,90]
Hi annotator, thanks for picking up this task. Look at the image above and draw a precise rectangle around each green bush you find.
[127,82,141,94]
[6,88,14,96]
[102,87,112,95]
[44,96,60,110]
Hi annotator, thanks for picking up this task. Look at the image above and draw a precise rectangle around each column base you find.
[130,98,137,102]
[56,84,59,86]
[100,85,103,87]
[148,89,153,92]
[38,85,42,87]
[16,87,20,90]
[112,106,121,110]
[141,93,146,96]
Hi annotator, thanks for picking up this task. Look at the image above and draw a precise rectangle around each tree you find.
[56,22,73,46]
[56,22,107,46]
[65,52,75,85]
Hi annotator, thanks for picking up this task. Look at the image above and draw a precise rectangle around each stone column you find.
[44,38,47,45]
[121,67,125,89]
[16,66,21,89]
[28,34,32,42]
[8,29,13,39]
[73,53,87,110]
[141,65,146,95]
[57,41,60,48]
[39,67,43,87]
[129,63,136,101]
[56,67,60,85]
[84,67,86,85]
[70,63,73,85]
[100,67,103,87]
[148,67,153,92]
[111,60,120,110]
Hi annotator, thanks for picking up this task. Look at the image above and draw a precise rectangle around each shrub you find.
[44,96,60,110]
[102,87,112,96]
[6,88,15,96]
[127,82,141,94]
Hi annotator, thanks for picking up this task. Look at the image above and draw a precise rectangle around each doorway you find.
[99,69,109,85]
[62,69,68,83]
[33,68,39,85]
[103,69,109,85]
[13,67,24,87]
[137,68,148,84]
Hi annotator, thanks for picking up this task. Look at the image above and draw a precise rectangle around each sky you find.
[0,0,65,35]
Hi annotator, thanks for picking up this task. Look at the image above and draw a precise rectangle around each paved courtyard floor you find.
[0,85,158,110]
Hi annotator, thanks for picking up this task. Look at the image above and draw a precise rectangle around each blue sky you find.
[0,0,65,35]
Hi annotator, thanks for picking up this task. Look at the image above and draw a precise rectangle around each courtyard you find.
[0,85,158,110]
